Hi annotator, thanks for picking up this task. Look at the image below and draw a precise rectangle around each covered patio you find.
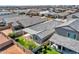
[49,33,79,54]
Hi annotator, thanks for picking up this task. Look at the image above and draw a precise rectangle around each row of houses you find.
[0,13,50,54]
[0,13,64,44]
[0,10,79,54]
[0,15,48,30]
[0,11,14,16]
[39,9,77,19]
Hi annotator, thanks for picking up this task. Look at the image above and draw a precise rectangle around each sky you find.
[0,0,79,5]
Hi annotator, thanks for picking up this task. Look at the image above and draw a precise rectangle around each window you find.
[72,15,78,18]
[68,32,76,39]
[58,45,61,50]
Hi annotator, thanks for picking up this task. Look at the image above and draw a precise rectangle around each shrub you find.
[9,32,16,38]
[36,44,60,54]
[17,36,38,50]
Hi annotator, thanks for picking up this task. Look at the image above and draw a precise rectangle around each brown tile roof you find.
[1,28,13,36]
[0,44,25,54]
[0,32,33,54]
[0,32,10,44]
[25,49,33,54]
[0,44,33,54]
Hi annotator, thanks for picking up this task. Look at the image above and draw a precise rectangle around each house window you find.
[58,45,61,50]
[68,32,76,39]
[72,15,78,19]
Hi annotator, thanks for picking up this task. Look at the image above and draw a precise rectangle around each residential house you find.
[17,16,47,28]
[0,18,13,36]
[49,19,79,54]
[39,10,50,16]
[22,20,62,43]
[67,12,79,20]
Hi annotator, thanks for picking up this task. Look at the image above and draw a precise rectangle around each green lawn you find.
[37,45,60,54]
[46,48,60,54]
[16,36,38,50]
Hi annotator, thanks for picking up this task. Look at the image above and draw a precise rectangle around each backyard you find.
[16,36,38,50]
[9,32,39,50]
[9,32,60,54]
[14,36,60,54]
[34,43,60,54]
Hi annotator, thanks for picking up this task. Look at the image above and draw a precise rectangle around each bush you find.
[9,32,23,38]
[17,36,38,50]
[9,32,16,38]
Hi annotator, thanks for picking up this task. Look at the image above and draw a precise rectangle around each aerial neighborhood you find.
[0,5,79,54]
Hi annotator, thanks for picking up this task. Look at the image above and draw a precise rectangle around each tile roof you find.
[23,20,62,43]
[0,44,26,54]
[1,28,13,36]
[0,32,10,45]
[0,32,13,49]
[22,28,39,34]
[56,19,79,32]
[0,32,32,54]
[18,16,47,28]
[3,15,47,27]
[67,12,79,19]
[49,33,79,53]
[28,20,62,32]
[36,29,55,39]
